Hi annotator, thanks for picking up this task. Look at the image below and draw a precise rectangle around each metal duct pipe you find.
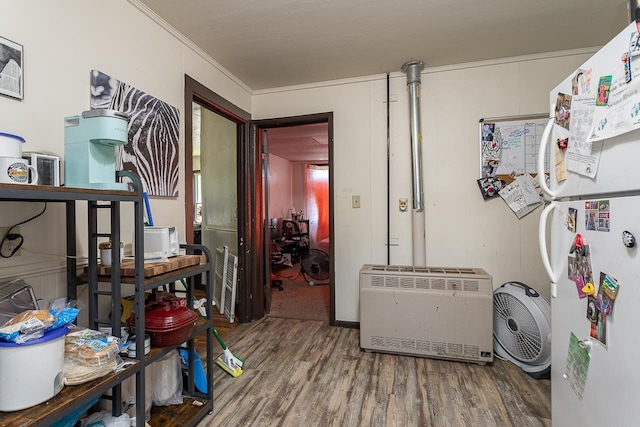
[402,60,426,267]
[630,0,639,24]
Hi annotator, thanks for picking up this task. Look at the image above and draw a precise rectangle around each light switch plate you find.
[352,195,361,208]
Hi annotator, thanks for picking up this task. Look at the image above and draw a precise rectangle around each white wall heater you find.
[359,264,494,365]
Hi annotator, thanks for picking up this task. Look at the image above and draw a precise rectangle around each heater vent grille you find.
[360,264,493,364]
[431,278,446,290]
[448,279,462,291]
[464,280,480,292]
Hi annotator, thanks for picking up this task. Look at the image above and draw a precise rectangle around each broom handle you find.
[213,328,228,351]
[179,278,229,351]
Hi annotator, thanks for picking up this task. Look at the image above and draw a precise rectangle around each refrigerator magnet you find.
[622,52,632,83]
[565,208,577,233]
[581,282,595,296]
[572,69,587,95]
[600,272,620,304]
[596,75,612,106]
[586,296,597,323]
[622,230,635,248]
[574,274,588,299]
[554,93,572,130]
[589,309,607,347]
[568,256,578,280]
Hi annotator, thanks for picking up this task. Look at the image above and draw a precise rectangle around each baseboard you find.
[334,320,359,329]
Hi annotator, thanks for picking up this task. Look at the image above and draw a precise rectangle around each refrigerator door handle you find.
[537,117,557,199]
[539,201,559,283]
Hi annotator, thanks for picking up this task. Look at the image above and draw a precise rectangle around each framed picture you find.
[0,36,23,100]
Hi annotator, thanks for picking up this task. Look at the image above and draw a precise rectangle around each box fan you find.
[493,281,551,379]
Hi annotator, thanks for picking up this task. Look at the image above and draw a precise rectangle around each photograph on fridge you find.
[596,75,612,106]
[568,256,578,281]
[589,306,607,347]
[571,68,590,96]
[555,92,572,130]
[598,272,620,315]
[584,200,610,232]
[586,295,597,323]
[574,273,588,299]
[565,207,577,232]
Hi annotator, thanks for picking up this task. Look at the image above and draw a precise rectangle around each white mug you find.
[0,157,38,185]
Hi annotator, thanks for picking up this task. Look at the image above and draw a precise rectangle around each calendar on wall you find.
[479,114,550,183]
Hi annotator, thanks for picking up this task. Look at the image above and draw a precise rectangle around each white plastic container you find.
[0,132,25,158]
[0,326,67,411]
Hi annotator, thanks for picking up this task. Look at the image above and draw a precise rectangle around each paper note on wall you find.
[498,178,543,219]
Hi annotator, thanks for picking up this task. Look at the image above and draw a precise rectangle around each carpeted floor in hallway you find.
[268,263,329,321]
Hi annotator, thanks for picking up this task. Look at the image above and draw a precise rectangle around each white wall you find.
[253,53,592,322]
[0,1,251,308]
[291,162,306,217]
[268,154,293,219]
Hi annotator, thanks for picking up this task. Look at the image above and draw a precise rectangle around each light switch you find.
[352,195,361,208]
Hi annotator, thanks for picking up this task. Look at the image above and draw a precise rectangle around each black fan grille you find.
[301,249,330,281]
[493,292,542,362]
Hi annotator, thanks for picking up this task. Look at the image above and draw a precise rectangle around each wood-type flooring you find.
[200,316,551,427]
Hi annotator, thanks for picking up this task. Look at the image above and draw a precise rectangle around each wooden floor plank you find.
[198,317,551,427]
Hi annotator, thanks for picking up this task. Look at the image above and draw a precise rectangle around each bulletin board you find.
[479,114,550,183]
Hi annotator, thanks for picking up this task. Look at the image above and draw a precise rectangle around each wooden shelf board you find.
[88,255,204,278]
[150,397,212,427]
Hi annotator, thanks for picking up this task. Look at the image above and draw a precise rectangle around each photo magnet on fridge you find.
[566,208,577,232]
[568,256,578,280]
[589,307,607,347]
[586,295,598,323]
[555,93,572,130]
[598,272,620,315]
[596,75,612,106]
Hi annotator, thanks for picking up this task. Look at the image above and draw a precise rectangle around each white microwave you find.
[22,152,60,186]
[142,226,180,260]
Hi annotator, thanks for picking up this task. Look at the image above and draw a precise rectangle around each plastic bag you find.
[0,300,80,343]
[97,366,153,423]
[149,350,183,406]
[0,309,55,342]
[63,327,122,385]
[81,411,130,427]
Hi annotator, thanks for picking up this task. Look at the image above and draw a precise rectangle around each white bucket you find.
[0,326,67,411]
[0,132,25,158]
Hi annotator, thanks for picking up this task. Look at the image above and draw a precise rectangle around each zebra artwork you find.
[90,70,179,197]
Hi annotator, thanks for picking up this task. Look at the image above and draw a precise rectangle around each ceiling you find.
[192,104,329,162]
[137,0,628,91]
[163,0,629,163]
[266,123,329,163]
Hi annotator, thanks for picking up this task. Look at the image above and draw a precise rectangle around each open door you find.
[185,76,265,323]
[253,113,335,325]
[261,129,272,312]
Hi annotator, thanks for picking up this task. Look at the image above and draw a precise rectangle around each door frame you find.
[184,75,263,322]
[253,112,335,326]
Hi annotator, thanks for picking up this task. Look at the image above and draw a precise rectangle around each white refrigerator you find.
[538,22,640,426]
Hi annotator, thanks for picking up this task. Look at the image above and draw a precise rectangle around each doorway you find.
[255,114,335,325]
[185,76,265,323]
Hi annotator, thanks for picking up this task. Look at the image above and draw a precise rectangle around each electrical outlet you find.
[399,198,408,212]
[0,226,21,257]
[352,195,361,208]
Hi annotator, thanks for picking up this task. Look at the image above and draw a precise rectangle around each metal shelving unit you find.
[0,173,213,427]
